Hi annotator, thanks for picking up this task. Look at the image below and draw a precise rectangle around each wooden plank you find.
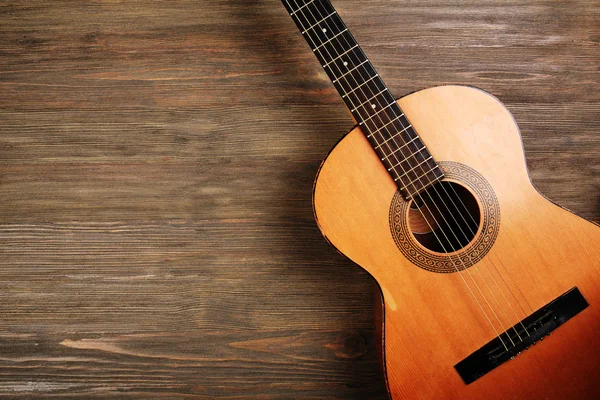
[0,0,597,398]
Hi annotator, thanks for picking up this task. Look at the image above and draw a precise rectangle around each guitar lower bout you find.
[313,85,600,399]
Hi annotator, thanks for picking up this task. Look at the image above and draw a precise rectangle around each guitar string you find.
[284,0,511,349]
[440,183,532,336]
[304,0,533,345]
[292,0,543,347]
[291,0,523,347]
[286,0,513,348]
[300,0,536,343]
[423,178,527,341]
[304,1,527,346]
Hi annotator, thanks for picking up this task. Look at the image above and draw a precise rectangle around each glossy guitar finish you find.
[313,85,600,399]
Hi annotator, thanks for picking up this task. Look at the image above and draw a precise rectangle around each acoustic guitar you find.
[281,0,600,399]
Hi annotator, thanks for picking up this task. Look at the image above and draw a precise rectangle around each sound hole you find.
[408,181,481,253]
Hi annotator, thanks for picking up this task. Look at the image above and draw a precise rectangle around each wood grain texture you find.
[0,0,598,398]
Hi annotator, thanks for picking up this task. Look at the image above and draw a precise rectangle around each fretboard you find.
[282,0,444,199]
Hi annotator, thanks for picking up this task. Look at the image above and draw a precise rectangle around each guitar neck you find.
[282,0,444,198]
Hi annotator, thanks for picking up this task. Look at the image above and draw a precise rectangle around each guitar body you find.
[313,85,600,399]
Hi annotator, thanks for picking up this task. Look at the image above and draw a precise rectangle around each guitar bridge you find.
[454,287,588,384]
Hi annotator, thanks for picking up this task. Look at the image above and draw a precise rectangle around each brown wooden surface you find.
[0,1,598,398]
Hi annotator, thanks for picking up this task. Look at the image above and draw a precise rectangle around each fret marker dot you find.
[322,28,327,33]
[371,104,377,109]
[343,61,348,66]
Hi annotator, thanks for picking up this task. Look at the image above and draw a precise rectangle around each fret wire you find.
[300,17,379,135]
[363,104,410,142]
[332,59,368,83]
[361,102,399,124]
[367,115,409,138]
[286,0,443,198]
[299,1,395,133]
[314,7,397,128]
[297,1,341,43]
[300,3,393,142]
[367,120,412,150]
[302,2,381,109]
[334,67,375,101]
[330,68,426,181]
[314,5,440,194]
[361,102,400,139]
[290,0,316,15]
[323,44,358,67]
[360,105,430,185]
[372,135,421,172]
[351,88,389,112]
[313,28,348,51]
[396,165,441,186]
[294,8,363,102]
[383,136,420,158]
[372,128,417,170]
[290,0,401,140]
[379,142,424,173]
[384,153,421,180]
[390,155,433,177]
[291,1,366,96]
[302,10,337,33]
[342,73,378,98]
[289,1,387,139]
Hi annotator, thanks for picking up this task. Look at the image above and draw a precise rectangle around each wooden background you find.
[1,0,598,398]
